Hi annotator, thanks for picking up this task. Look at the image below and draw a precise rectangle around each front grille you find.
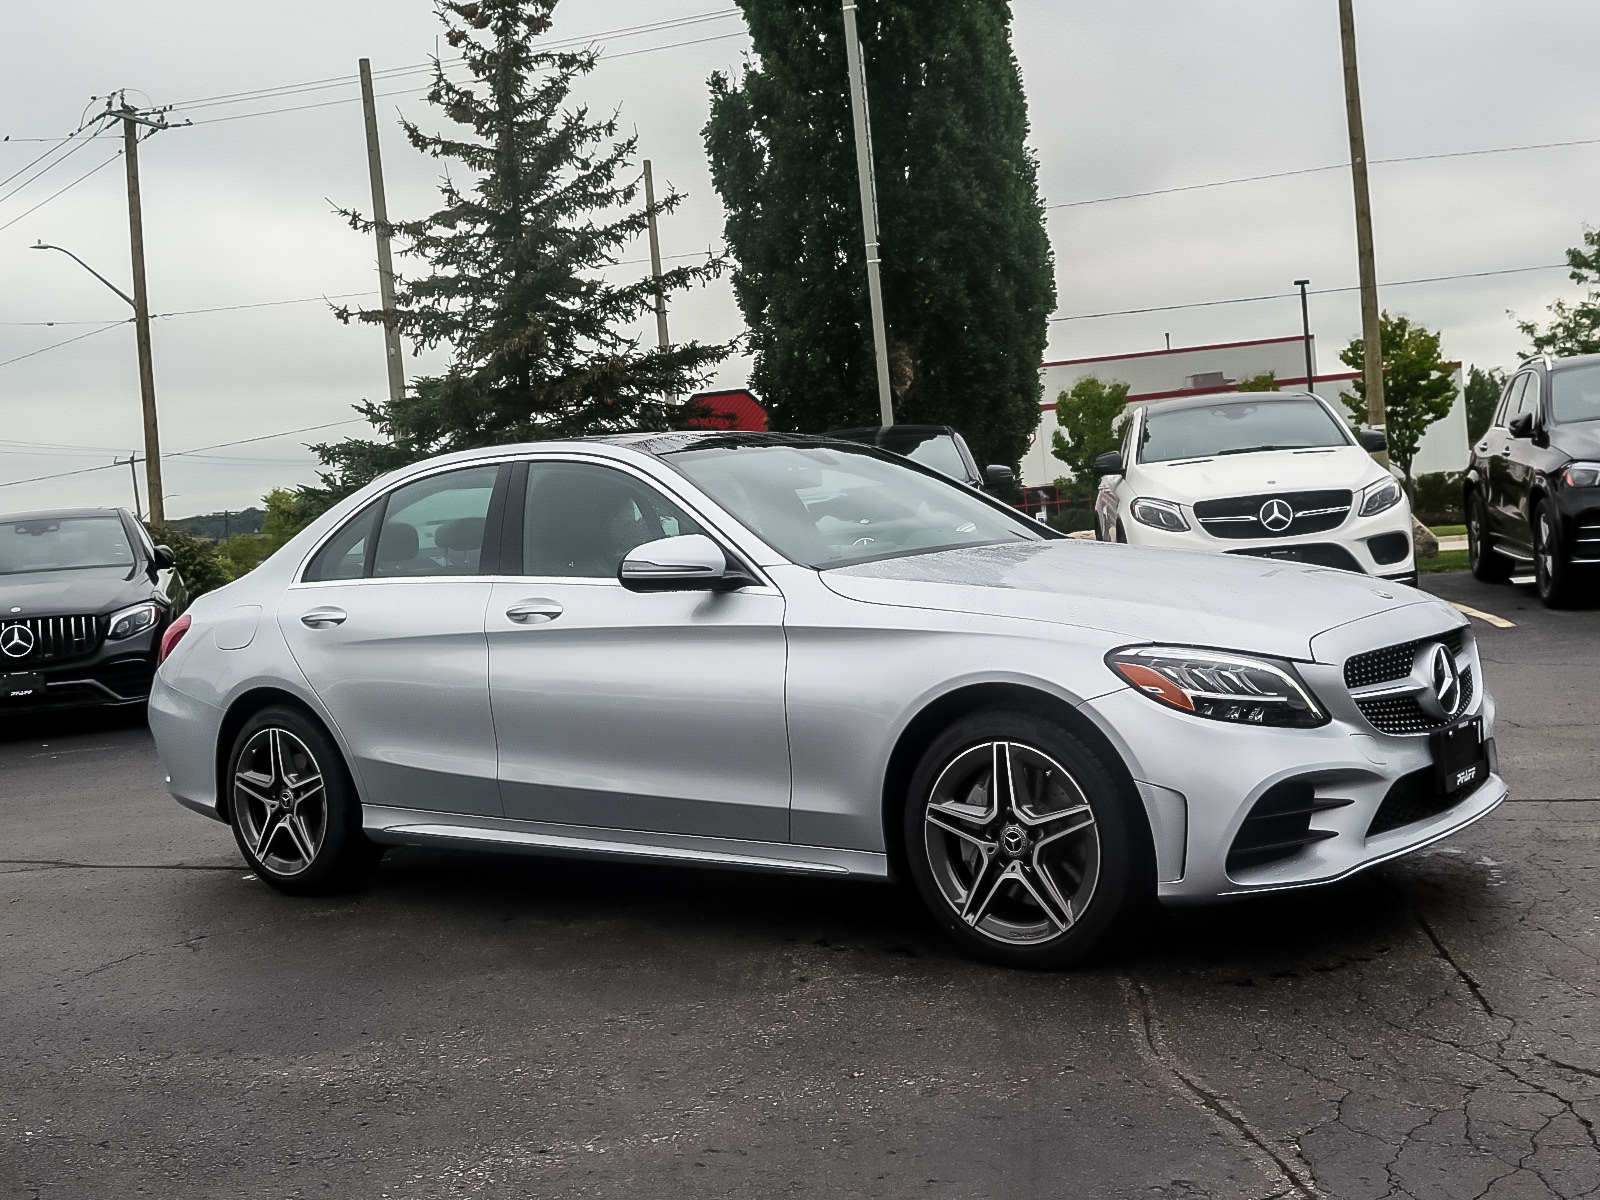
[1367,766,1485,837]
[1355,666,1475,734]
[1226,780,1351,874]
[1195,490,1352,539]
[0,614,101,666]
[1227,543,1364,573]
[1344,629,1466,689]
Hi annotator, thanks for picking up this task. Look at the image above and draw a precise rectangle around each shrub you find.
[145,525,231,598]
[1408,471,1465,526]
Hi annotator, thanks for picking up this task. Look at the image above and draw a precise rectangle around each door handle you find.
[300,606,347,629]
[506,599,563,624]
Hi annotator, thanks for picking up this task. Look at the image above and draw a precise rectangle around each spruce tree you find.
[311,0,732,502]
[704,0,1055,471]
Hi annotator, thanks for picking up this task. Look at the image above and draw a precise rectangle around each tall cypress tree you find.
[311,0,732,501]
[704,0,1054,470]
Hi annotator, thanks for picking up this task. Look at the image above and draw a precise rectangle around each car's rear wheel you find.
[903,710,1135,968]
[1468,492,1512,583]
[1533,502,1583,608]
[226,706,378,894]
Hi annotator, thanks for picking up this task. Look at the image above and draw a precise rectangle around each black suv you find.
[826,425,1015,494]
[1465,354,1600,606]
[0,507,189,711]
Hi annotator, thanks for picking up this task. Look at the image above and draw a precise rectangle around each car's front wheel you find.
[904,710,1136,968]
[1533,502,1583,608]
[226,706,379,894]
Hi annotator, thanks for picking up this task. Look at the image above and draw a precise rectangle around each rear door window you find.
[372,466,500,579]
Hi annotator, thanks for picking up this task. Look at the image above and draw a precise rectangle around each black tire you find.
[903,709,1138,969]
[1468,492,1512,583]
[225,705,379,895]
[1533,502,1581,608]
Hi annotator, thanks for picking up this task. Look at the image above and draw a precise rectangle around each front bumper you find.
[0,628,160,712]
[1120,500,1415,579]
[1083,674,1503,904]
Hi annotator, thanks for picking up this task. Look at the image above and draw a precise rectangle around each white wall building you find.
[1022,334,1469,487]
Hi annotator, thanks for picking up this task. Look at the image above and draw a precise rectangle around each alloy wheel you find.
[922,740,1101,946]
[233,727,328,877]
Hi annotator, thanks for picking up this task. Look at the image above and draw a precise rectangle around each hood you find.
[822,540,1440,661]
[1137,445,1382,502]
[1551,420,1600,463]
[0,565,152,618]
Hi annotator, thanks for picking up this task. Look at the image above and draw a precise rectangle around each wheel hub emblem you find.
[999,824,1030,858]
[1258,498,1294,533]
[279,788,293,806]
[0,623,34,658]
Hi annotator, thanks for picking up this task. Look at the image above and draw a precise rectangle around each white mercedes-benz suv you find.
[1093,391,1416,584]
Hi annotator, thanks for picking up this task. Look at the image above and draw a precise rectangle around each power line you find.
[1048,262,1570,322]
[0,320,128,369]
[0,131,90,191]
[0,150,122,234]
[0,128,110,208]
[1046,134,1600,210]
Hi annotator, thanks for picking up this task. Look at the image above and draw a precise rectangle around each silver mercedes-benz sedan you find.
[150,432,1505,967]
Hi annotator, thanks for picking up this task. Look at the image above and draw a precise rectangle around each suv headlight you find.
[1561,461,1600,488]
[1358,475,1404,517]
[1130,497,1190,532]
[107,601,160,641]
[1106,646,1328,728]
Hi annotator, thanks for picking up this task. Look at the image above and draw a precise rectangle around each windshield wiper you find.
[1214,444,1308,455]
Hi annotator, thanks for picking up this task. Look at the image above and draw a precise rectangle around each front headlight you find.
[1106,646,1328,728]
[107,601,160,641]
[1561,461,1600,488]
[1130,497,1190,532]
[1358,475,1404,517]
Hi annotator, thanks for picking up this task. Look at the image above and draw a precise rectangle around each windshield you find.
[0,515,135,575]
[1139,397,1352,463]
[1551,364,1600,424]
[666,442,1043,569]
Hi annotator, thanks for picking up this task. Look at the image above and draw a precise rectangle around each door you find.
[1491,372,1539,552]
[278,463,505,816]
[487,459,791,842]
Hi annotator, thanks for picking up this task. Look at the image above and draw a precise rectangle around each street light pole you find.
[841,0,894,427]
[1294,279,1315,394]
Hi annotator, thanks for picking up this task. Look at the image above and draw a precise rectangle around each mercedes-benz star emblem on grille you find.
[0,623,35,659]
[1428,643,1461,716]
[1258,498,1295,533]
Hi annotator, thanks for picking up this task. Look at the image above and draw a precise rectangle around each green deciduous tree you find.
[312,0,733,503]
[1339,312,1458,484]
[1516,225,1600,357]
[1464,365,1504,444]
[1049,376,1128,499]
[1235,371,1278,393]
[704,0,1054,471]
[145,525,231,597]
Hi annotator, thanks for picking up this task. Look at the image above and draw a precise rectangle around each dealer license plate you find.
[2,672,44,701]
[1431,717,1487,797]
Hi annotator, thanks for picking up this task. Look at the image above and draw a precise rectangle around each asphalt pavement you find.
[2,571,1597,1199]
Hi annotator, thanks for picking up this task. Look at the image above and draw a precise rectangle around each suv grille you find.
[1195,490,1353,540]
[0,614,102,666]
[1344,629,1466,689]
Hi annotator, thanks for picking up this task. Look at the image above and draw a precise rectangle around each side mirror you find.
[983,464,1015,490]
[619,534,752,592]
[1093,451,1124,477]
[152,545,176,570]
[1507,413,1534,439]
[1357,429,1387,453]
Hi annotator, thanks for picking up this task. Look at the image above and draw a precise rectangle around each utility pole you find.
[120,109,167,526]
[642,160,678,405]
[1294,279,1316,393]
[1337,0,1388,466]
[359,58,406,410]
[116,455,142,520]
[841,0,894,427]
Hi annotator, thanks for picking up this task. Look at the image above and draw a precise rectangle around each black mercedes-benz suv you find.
[0,507,189,711]
[1466,354,1600,606]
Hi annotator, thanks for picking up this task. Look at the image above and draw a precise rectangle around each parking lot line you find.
[1449,602,1516,629]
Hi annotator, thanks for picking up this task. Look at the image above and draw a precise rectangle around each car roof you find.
[588,430,864,457]
[1544,352,1600,372]
[1140,390,1321,417]
[0,506,128,524]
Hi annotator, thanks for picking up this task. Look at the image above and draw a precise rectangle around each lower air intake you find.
[1226,780,1352,874]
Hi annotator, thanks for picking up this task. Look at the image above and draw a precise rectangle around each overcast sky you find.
[3,0,1598,517]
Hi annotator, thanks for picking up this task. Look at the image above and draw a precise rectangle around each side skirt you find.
[362,805,891,880]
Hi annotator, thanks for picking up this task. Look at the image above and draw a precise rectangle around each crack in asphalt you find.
[0,859,238,871]
[1410,906,1499,1020]
[1118,972,1324,1200]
